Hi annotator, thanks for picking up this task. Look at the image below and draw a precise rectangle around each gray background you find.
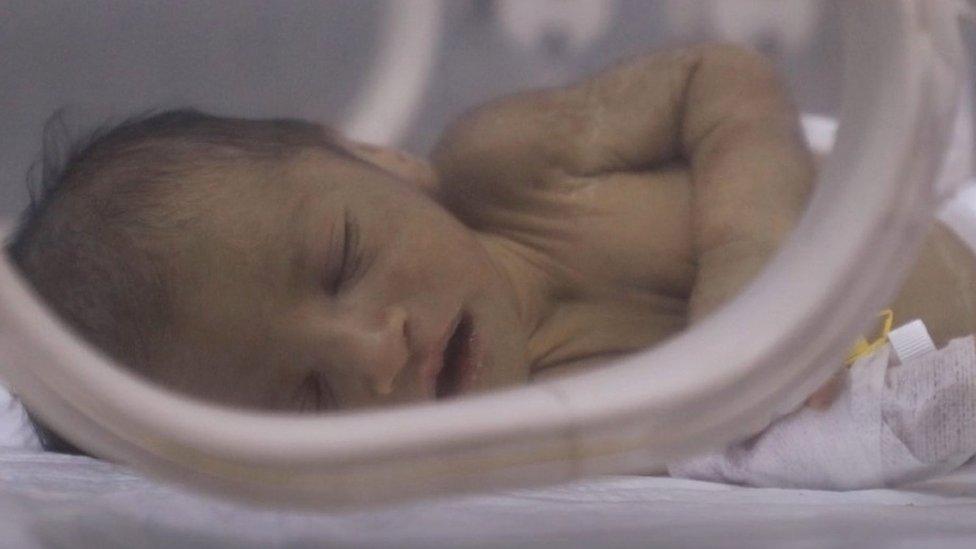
[0,0,844,220]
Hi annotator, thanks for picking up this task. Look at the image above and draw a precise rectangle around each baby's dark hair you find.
[5,109,345,452]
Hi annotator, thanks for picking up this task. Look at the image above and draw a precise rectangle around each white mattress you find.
[1,449,976,549]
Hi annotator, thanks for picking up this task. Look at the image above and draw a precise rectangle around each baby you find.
[8,45,976,426]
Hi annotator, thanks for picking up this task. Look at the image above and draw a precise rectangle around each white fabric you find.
[0,384,40,451]
[2,449,976,548]
[670,336,976,489]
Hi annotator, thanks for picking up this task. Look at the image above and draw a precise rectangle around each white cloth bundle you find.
[670,336,976,489]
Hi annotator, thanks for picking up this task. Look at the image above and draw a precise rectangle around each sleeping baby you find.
[8,45,976,428]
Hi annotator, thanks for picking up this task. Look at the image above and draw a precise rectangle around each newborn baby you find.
[8,45,976,420]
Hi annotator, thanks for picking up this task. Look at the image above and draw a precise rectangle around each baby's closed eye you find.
[326,211,366,296]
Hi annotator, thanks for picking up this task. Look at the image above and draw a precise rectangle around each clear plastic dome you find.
[0,1,972,507]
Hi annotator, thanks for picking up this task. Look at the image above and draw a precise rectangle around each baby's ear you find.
[340,139,439,196]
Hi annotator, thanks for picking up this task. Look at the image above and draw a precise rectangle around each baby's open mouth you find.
[435,312,478,399]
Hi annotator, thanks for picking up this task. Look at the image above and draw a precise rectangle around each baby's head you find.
[8,110,529,412]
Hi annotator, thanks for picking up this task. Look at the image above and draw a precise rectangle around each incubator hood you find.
[0,1,974,507]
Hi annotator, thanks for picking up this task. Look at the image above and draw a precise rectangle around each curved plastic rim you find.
[0,1,966,508]
[340,0,444,146]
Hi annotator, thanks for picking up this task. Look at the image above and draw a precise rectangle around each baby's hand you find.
[433,44,814,321]
[805,369,846,410]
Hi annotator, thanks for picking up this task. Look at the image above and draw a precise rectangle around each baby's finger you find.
[805,370,846,410]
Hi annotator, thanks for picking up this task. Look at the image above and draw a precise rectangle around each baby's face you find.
[152,143,529,411]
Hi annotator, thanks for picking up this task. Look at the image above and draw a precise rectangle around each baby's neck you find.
[476,232,557,360]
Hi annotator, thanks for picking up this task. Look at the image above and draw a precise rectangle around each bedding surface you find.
[2,449,976,549]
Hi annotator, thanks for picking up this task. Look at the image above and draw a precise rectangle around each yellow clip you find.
[845,309,894,366]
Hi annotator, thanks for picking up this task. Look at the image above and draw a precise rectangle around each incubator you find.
[0,0,973,508]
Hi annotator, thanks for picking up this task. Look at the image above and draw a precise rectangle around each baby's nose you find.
[339,306,410,396]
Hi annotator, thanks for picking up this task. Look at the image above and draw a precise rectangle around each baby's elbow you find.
[680,43,799,154]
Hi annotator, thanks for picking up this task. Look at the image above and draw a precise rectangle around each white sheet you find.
[2,449,976,548]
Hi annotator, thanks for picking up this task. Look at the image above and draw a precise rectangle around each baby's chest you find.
[540,167,696,299]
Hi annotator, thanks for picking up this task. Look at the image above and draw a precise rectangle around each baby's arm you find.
[434,45,814,320]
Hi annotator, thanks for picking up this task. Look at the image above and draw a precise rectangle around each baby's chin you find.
[470,311,531,396]
[477,351,530,394]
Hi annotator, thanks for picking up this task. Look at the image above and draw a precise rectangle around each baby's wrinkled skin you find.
[153,45,976,411]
